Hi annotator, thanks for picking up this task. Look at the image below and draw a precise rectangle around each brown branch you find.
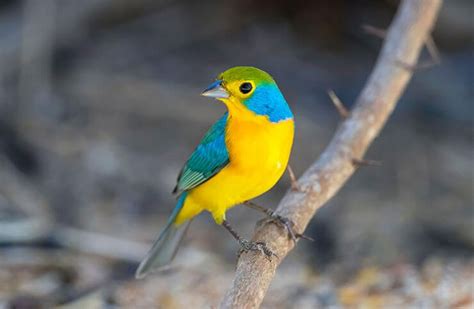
[220,0,443,308]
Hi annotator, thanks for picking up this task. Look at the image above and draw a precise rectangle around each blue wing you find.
[173,113,229,194]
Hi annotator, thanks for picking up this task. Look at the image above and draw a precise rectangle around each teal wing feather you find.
[137,114,229,277]
[173,113,229,194]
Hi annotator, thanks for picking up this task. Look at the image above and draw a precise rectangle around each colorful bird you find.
[136,66,295,278]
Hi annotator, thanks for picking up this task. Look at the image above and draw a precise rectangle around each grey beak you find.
[201,80,229,99]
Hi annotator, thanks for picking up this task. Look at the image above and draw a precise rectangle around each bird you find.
[136,66,295,278]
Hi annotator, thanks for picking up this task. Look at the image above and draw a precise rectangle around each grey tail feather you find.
[135,220,191,279]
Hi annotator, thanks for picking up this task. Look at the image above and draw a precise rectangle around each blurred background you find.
[0,0,472,308]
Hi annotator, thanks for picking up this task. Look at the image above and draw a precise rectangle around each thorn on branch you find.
[397,34,441,71]
[352,158,382,167]
[327,90,349,119]
[295,233,314,242]
[362,24,387,39]
[424,35,441,65]
[363,25,441,72]
[395,59,437,71]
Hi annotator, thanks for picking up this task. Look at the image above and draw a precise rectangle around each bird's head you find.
[201,66,293,122]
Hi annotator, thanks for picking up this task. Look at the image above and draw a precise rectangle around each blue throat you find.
[243,84,293,122]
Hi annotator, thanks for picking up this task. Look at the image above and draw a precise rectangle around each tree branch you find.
[220,0,442,307]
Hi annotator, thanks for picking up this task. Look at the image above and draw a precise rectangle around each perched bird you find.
[136,66,295,278]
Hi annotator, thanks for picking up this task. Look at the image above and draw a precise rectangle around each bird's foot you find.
[266,213,314,243]
[242,201,313,242]
[238,239,277,261]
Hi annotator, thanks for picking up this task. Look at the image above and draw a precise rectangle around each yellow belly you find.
[175,113,294,225]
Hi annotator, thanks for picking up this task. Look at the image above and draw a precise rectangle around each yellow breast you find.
[177,108,294,225]
[224,113,294,198]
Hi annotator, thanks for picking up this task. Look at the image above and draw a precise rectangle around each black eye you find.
[239,82,253,94]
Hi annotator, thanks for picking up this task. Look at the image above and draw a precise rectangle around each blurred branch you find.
[0,155,147,261]
[0,158,52,243]
[0,217,51,243]
[221,0,442,308]
[53,226,149,262]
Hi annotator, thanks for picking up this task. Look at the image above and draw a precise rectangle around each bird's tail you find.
[135,192,190,279]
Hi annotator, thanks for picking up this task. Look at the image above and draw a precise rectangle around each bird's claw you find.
[238,239,277,261]
[266,214,314,243]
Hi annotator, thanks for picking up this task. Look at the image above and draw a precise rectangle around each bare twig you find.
[327,90,349,119]
[221,1,442,308]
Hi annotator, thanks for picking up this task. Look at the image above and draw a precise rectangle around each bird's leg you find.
[222,220,276,260]
[287,165,307,193]
[242,201,274,217]
[243,201,314,242]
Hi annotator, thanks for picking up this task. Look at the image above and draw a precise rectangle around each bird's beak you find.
[201,80,229,99]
